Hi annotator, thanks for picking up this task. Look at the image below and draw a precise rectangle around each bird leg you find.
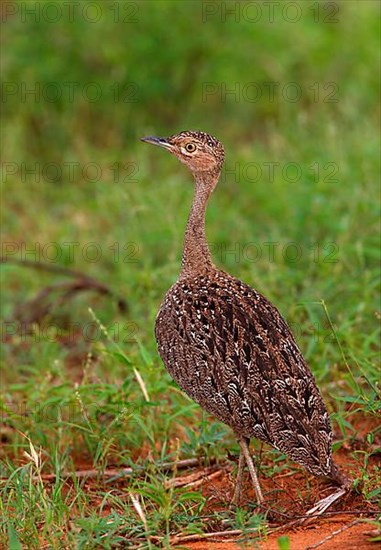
[232,450,245,504]
[237,437,264,504]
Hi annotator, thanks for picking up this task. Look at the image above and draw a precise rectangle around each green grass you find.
[1,1,380,547]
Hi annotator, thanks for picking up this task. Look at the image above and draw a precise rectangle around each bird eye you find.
[185,143,196,153]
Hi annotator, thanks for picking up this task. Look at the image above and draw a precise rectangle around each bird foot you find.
[302,486,346,523]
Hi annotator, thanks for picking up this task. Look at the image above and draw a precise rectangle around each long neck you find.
[180,172,219,278]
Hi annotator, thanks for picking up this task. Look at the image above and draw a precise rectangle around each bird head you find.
[141,130,225,177]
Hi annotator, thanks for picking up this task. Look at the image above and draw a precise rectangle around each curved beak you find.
[140,136,173,150]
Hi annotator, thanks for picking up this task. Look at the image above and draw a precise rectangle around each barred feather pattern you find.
[155,269,333,478]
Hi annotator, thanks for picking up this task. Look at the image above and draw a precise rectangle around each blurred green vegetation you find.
[1,1,380,546]
[2,0,379,159]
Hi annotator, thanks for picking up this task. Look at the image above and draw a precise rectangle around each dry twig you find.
[165,466,225,488]
[305,519,361,549]
[11,457,217,482]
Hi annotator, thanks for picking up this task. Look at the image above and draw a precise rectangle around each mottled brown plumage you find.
[141,130,349,509]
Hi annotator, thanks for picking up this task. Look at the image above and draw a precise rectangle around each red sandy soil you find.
[177,452,379,549]
[74,412,377,548]
[183,518,378,550]
[2,408,379,548]
[177,414,379,549]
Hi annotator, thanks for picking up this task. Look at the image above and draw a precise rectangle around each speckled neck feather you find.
[180,171,218,278]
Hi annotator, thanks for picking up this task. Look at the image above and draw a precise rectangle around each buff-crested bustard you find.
[141,130,350,514]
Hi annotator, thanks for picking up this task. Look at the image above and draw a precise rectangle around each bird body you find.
[156,270,333,478]
[141,130,348,506]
